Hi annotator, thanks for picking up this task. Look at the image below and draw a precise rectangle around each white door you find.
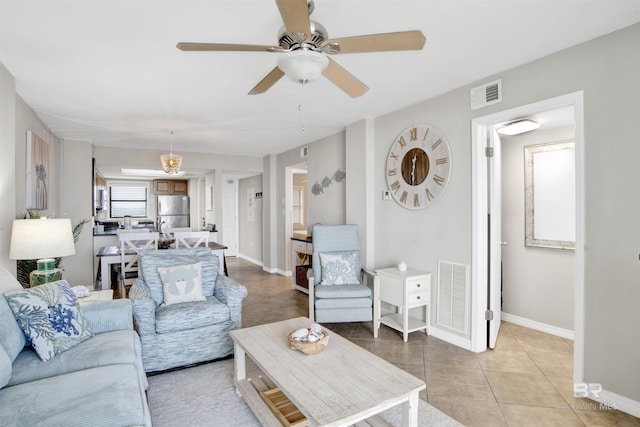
[222,179,238,256]
[488,129,502,349]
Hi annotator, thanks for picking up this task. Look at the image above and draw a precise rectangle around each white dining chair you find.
[118,231,158,298]
[173,231,209,249]
[162,227,191,238]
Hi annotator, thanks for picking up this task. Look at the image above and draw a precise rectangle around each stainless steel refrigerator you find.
[157,195,190,230]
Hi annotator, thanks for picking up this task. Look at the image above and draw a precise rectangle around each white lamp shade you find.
[277,50,329,83]
[9,218,76,260]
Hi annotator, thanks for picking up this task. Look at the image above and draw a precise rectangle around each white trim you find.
[428,326,473,352]
[572,91,586,384]
[470,91,585,376]
[501,312,574,340]
[237,253,263,267]
[591,389,640,419]
[470,121,489,353]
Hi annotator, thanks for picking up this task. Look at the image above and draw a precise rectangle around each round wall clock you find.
[385,123,452,210]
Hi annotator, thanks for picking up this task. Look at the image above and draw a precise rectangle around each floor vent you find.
[436,260,470,335]
[470,78,502,110]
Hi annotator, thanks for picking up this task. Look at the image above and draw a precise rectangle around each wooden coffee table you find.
[230,317,425,427]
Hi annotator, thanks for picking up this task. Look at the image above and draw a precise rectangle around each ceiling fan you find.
[177,0,426,98]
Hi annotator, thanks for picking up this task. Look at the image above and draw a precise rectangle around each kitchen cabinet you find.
[154,179,188,195]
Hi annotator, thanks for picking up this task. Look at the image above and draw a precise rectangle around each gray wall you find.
[501,126,575,330]
[238,174,263,263]
[59,139,93,285]
[268,132,345,274]
[306,132,346,228]
[341,23,640,402]
[15,96,61,219]
[0,63,16,272]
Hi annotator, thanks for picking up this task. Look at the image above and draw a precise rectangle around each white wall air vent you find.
[470,79,502,110]
[300,145,309,159]
[436,260,470,335]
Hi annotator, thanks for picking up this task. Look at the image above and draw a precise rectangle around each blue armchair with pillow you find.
[308,224,378,323]
[129,247,247,372]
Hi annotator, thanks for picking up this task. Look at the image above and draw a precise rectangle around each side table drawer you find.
[407,277,430,293]
[407,291,429,307]
[292,240,307,253]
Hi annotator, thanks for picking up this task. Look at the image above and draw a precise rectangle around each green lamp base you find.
[29,268,63,287]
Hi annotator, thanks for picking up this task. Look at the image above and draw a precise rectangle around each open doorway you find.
[500,107,576,337]
[471,91,585,384]
[285,163,308,274]
[222,179,238,257]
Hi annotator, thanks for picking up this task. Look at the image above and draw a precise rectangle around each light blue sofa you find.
[0,268,151,427]
[129,247,248,372]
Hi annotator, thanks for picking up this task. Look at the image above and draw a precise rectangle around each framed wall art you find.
[26,131,49,210]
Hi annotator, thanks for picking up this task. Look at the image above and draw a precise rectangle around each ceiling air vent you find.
[470,79,502,110]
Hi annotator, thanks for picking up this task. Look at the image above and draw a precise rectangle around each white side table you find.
[78,289,114,304]
[374,267,431,342]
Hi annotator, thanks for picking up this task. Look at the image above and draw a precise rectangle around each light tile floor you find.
[229,257,640,427]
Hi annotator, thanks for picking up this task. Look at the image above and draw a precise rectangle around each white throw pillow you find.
[157,262,206,306]
[319,252,360,285]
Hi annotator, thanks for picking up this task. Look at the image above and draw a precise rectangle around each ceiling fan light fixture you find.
[160,131,183,174]
[277,50,329,84]
[497,119,540,136]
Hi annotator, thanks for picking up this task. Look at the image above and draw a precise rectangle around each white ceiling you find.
[1,1,639,161]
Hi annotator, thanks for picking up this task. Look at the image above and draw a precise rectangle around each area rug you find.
[147,359,463,427]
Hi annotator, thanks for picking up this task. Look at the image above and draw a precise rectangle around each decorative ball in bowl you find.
[158,238,175,249]
[288,324,329,355]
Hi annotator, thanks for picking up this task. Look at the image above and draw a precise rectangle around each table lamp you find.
[9,218,76,287]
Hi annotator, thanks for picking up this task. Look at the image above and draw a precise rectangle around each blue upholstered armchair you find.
[308,224,378,323]
[129,248,247,372]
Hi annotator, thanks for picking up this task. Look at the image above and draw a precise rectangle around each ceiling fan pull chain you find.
[299,81,307,131]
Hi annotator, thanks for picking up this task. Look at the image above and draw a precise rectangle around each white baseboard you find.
[428,326,473,352]
[502,312,574,340]
[593,389,640,418]
[235,253,289,275]
[236,253,262,267]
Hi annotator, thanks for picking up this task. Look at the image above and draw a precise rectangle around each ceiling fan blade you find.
[177,42,279,52]
[322,30,426,54]
[322,58,369,98]
[248,67,286,95]
[276,0,311,38]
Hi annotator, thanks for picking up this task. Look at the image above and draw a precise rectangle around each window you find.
[109,183,148,218]
[292,186,304,225]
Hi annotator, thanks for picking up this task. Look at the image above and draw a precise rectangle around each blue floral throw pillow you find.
[320,252,361,285]
[5,280,93,361]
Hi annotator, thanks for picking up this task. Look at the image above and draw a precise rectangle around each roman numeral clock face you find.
[386,124,452,210]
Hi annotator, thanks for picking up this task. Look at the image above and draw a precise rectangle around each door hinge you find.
[485,310,494,321]
[485,147,494,157]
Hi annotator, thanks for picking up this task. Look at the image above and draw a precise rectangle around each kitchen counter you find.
[93,227,155,236]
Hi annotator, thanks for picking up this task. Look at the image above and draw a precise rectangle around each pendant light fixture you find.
[160,131,182,174]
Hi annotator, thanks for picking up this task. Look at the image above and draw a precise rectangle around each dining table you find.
[95,241,228,291]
